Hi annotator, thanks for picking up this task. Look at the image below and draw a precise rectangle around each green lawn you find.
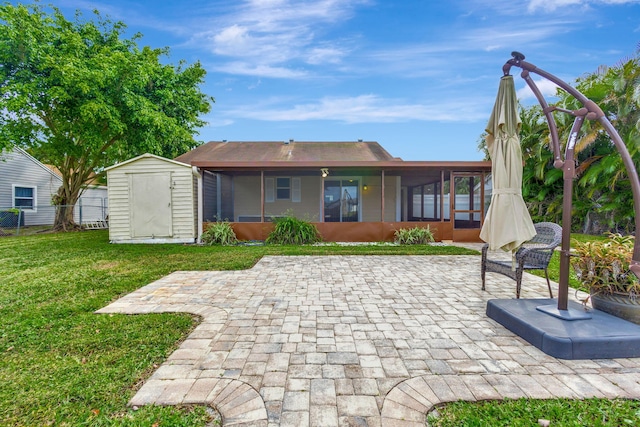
[1,230,636,426]
[0,230,472,426]
[428,397,640,427]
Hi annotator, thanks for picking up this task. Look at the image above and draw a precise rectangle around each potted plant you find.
[571,233,640,324]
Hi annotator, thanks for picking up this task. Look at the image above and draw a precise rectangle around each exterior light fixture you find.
[321,168,329,178]
[363,184,368,191]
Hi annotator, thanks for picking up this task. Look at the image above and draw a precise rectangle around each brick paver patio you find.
[96,255,640,426]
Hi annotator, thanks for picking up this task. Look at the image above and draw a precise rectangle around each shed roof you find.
[105,153,192,172]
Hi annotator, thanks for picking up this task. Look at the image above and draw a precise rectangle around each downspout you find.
[320,174,325,222]
[261,171,265,223]
[440,170,445,227]
[193,166,203,243]
[381,169,385,222]
[396,176,401,221]
[216,173,222,220]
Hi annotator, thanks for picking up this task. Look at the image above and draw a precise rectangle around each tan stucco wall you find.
[265,176,321,220]
[361,175,399,222]
[234,175,322,221]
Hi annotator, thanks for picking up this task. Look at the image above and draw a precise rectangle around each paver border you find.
[96,256,640,426]
[380,372,640,426]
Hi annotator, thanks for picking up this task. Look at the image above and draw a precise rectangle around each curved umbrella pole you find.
[503,51,640,312]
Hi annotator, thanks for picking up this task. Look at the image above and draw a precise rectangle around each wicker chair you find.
[481,222,562,299]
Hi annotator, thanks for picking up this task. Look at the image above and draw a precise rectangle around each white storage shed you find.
[106,154,199,244]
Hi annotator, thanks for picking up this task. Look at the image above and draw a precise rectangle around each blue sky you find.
[21,0,640,160]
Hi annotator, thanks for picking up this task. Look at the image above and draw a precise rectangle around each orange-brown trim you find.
[222,221,462,243]
[191,160,491,170]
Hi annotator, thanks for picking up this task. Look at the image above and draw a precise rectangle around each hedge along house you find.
[175,140,492,242]
[105,153,198,243]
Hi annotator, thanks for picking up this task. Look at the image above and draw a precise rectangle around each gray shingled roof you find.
[175,141,400,164]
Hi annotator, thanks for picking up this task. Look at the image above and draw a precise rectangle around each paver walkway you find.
[97,255,640,426]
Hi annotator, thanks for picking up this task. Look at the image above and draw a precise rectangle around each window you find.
[265,177,301,202]
[13,185,36,210]
[276,177,291,200]
[324,179,359,222]
[410,182,440,221]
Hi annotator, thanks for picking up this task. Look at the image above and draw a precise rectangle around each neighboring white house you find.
[0,147,108,228]
[105,153,198,244]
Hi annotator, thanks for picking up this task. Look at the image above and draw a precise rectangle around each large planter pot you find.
[590,292,640,325]
[0,210,24,227]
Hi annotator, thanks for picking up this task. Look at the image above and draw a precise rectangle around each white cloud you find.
[248,79,262,90]
[528,0,640,12]
[516,78,561,101]
[528,0,584,11]
[223,94,490,123]
[460,24,573,53]
[186,0,367,77]
[212,25,252,55]
[205,118,235,128]
[306,46,347,65]
[353,21,573,80]
[210,61,308,78]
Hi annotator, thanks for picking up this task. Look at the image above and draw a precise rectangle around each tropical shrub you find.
[393,226,435,245]
[266,214,321,245]
[571,233,640,295]
[517,52,640,234]
[201,221,238,246]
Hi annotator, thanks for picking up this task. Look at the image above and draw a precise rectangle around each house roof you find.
[8,147,62,182]
[175,141,400,165]
[174,140,491,171]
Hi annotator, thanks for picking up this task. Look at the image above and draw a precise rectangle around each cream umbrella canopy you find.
[480,75,536,252]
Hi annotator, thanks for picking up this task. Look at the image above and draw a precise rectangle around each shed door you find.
[130,173,172,238]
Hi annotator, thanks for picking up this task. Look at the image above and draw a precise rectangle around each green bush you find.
[266,214,321,245]
[201,221,238,246]
[393,225,435,245]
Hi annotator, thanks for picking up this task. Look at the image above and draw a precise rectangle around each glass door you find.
[451,174,483,229]
[324,179,359,222]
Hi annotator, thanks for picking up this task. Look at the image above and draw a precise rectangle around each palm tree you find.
[518,51,640,234]
[571,55,640,233]
[519,104,563,224]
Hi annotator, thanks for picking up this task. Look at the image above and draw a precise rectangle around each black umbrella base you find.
[487,298,640,360]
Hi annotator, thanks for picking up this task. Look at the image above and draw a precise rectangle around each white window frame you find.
[291,177,301,203]
[12,184,37,212]
[265,176,301,202]
[265,178,275,203]
[276,177,291,200]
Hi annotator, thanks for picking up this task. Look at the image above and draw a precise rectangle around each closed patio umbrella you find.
[480,75,536,253]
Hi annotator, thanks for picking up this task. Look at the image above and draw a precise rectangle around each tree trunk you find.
[52,186,82,231]
[582,211,591,234]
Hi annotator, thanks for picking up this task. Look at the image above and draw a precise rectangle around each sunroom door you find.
[451,173,483,230]
[324,179,359,222]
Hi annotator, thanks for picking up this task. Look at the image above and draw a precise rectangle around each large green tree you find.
[571,56,640,233]
[517,52,640,234]
[0,3,213,230]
